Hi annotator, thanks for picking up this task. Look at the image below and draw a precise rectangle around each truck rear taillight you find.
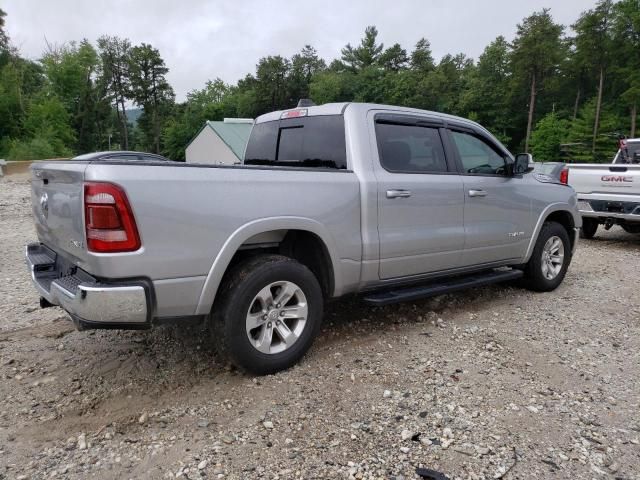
[560,168,569,185]
[84,182,141,252]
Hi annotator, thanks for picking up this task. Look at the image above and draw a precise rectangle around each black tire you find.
[621,223,640,234]
[579,218,598,239]
[211,254,323,375]
[523,221,572,292]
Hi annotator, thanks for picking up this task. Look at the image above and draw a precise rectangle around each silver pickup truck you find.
[25,103,580,374]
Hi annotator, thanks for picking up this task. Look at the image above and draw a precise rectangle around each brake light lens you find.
[559,168,569,185]
[281,108,307,119]
[84,182,141,252]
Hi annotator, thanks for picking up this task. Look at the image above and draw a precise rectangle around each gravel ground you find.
[1,173,639,480]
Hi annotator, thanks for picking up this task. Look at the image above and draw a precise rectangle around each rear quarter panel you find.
[83,164,362,312]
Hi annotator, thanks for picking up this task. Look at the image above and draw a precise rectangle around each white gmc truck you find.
[568,138,640,238]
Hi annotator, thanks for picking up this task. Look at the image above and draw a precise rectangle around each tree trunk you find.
[572,87,581,121]
[525,74,536,153]
[152,80,160,154]
[631,102,637,139]
[152,106,159,153]
[119,96,129,150]
[592,67,604,154]
[78,69,92,151]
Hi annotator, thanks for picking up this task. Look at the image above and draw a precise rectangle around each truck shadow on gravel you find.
[582,236,640,250]
[582,227,640,250]
[1,281,531,447]
[72,282,514,397]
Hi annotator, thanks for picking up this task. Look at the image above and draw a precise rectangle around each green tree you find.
[162,79,235,160]
[0,62,25,141]
[97,36,132,149]
[288,45,326,102]
[461,36,511,141]
[529,112,570,161]
[379,43,409,72]
[8,93,75,160]
[612,0,640,137]
[341,26,384,71]
[41,40,109,153]
[410,38,435,72]
[424,53,474,115]
[566,97,624,162]
[0,8,9,53]
[129,43,175,152]
[309,71,356,104]
[511,9,565,152]
[573,0,614,152]
[254,55,291,112]
[0,56,45,153]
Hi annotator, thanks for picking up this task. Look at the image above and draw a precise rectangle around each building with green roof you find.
[185,118,253,165]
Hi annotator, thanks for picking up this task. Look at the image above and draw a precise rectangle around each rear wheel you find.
[523,221,571,292]
[579,218,598,239]
[211,254,323,375]
[621,223,640,234]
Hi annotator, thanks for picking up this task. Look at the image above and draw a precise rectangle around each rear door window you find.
[244,116,347,169]
[375,121,448,173]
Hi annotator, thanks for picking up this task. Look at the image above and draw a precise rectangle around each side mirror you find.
[514,153,533,175]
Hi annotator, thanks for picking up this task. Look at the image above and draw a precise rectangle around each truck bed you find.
[30,160,362,318]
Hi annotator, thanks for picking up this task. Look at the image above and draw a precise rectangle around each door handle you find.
[386,189,412,199]
[468,189,488,197]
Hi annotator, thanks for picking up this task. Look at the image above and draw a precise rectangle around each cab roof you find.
[255,102,484,131]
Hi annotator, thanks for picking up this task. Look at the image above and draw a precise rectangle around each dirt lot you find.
[1,173,639,480]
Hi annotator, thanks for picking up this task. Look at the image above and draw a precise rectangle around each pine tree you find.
[129,43,174,153]
[511,9,565,152]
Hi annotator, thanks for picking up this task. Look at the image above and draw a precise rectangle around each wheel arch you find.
[195,217,342,315]
[522,204,579,264]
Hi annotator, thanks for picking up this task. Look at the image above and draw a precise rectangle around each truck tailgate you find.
[568,164,640,198]
[30,162,89,264]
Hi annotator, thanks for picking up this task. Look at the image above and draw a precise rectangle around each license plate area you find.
[606,202,624,213]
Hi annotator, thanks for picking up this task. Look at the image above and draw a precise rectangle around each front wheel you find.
[211,254,323,375]
[523,221,571,292]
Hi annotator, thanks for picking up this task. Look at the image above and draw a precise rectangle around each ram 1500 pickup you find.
[25,102,581,374]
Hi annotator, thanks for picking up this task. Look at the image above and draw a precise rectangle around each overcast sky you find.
[5,0,597,101]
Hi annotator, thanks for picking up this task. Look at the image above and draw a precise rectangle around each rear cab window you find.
[244,115,347,169]
[614,142,640,164]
